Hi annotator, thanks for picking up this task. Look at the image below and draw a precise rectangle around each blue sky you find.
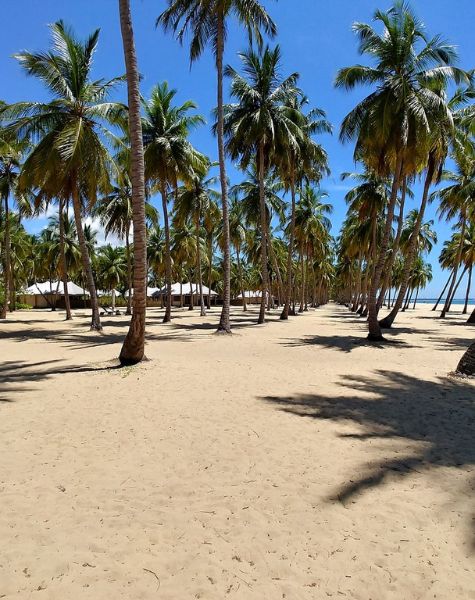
[1,0,474,297]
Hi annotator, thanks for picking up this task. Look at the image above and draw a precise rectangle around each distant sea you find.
[417,298,474,305]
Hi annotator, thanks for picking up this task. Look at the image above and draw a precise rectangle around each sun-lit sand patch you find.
[0,304,474,599]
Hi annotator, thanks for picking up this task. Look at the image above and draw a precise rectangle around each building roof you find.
[125,287,161,298]
[152,282,218,297]
[24,281,89,296]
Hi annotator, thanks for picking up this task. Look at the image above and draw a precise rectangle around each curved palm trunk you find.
[125,225,132,315]
[463,265,472,315]
[456,340,475,376]
[59,198,72,320]
[118,0,147,364]
[160,183,172,323]
[441,215,466,318]
[236,244,247,311]
[377,178,407,312]
[432,270,453,311]
[281,174,296,320]
[447,265,468,311]
[412,287,419,310]
[216,14,231,334]
[467,306,475,324]
[257,142,269,325]
[379,167,432,328]
[367,158,403,340]
[71,184,101,330]
[195,213,206,317]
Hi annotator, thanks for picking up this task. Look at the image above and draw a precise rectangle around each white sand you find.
[0,304,474,599]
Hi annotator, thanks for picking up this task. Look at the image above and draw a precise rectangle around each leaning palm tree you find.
[157,0,276,333]
[4,21,126,331]
[142,82,206,322]
[456,341,475,375]
[222,45,302,323]
[118,0,148,364]
[336,1,467,340]
[435,146,475,318]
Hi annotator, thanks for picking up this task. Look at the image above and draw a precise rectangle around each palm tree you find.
[3,21,126,331]
[118,0,148,364]
[93,173,158,315]
[157,0,276,334]
[0,139,28,318]
[142,82,205,323]
[174,163,219,316]
[293,186,332,312]
[435,147,475,318]
[222,45,302,323]
[277,95,330,320]
[336,1,467,340]
[455,339,475,375]
[96,245,127,312]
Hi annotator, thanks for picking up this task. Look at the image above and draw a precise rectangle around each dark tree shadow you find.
[281,334,420,352]
[0,359,123,402]
[261,370,475,547]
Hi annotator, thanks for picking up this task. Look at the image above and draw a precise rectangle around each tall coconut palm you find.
[142,82,205,322]
[93,174,158,316]
[435,147,475,318]
[96,245,127,313]
[119,0,148,364]
[222,45,302,323]
[4,21,126,330]
[174,163,219,316]
[277,96,330,320]
[336,1,467,340]
[0,139,28,318]
[157,0,276,333]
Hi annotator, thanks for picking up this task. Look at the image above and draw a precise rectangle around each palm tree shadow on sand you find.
[261,370,475,548]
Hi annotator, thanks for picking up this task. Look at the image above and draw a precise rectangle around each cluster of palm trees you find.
[329,2,474,373]
[1,0,474,374]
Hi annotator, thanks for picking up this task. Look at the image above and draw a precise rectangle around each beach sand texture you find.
[1,304,474,599]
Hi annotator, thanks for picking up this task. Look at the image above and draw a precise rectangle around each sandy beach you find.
[0,304,474,599]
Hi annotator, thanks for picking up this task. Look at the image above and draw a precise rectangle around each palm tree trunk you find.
[380,166,432,328]
[59,198,72,320]
[125,224,132,315]
[463,265,472,315]
[281,173,296,320]
[207,237,212,310]
[377,178,407,312]
[216,13,231,334]
[257,141,269,325]
[189,278,194,310]
[432,269,453,311]
[299,243,305,313]
[467,306,475,324]
[447,265,468,311]
[1,193,10,319]
[71,183,101,330]
[456,340,475,376]
[195,213,206,317]
[112,288,116,313]
[160,183,172,323]
[236,244,247,311]
[412,287,419,310]
[118,0,147,364]
[441,215,466,318]
[367,157,403,340]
